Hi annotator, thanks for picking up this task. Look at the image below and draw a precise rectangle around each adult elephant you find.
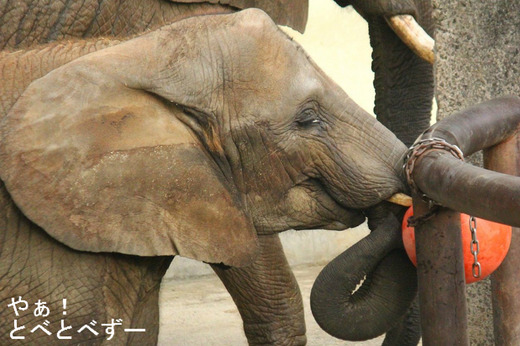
[311,0,434,345]
[0,8,412,345]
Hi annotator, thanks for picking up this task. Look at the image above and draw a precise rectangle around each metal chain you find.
[469,216,481,278]
[403,137,465,203]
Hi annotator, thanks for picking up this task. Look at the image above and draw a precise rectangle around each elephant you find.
[0,7,416,345]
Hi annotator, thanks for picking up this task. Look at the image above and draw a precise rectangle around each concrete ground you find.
[158,263,385,346]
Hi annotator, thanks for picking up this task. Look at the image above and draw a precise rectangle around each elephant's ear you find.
[0,18,261,267]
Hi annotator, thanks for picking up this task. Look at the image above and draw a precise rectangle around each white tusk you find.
[387,193,413,207]
[385,14,435,65]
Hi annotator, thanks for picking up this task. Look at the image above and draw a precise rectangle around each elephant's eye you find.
[296,109,321,129]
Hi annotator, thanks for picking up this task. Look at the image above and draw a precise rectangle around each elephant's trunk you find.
[310,213,417,341]
[318,95,409,210]
[370,4,434,148]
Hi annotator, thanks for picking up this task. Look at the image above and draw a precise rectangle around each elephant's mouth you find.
[295,178,367,230]
[296,161,412,231]
[319,180,409,230]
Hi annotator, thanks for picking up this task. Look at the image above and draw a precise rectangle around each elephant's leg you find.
[211,234,306,346]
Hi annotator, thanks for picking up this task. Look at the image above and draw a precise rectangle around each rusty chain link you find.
[403,137,465,228]
[403,137,465,201]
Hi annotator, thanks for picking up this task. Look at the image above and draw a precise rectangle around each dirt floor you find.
[158,263,387,345]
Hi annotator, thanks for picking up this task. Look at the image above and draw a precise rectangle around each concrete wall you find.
[433,1,520,343]
[167,1,376,279]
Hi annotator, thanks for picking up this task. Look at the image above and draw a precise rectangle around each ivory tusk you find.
[386,14,435,65]
[387,193,413,207]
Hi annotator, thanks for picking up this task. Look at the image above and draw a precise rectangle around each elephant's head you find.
[0,9,407,270]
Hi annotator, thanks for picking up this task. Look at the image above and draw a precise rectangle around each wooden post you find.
[485,127,520,345]
[414,196,469,345]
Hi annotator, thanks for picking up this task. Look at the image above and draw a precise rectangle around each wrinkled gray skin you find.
[0,0,308,50]
[0,6,409,346]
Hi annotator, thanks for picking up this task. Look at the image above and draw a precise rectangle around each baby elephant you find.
[0,9,407,345]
